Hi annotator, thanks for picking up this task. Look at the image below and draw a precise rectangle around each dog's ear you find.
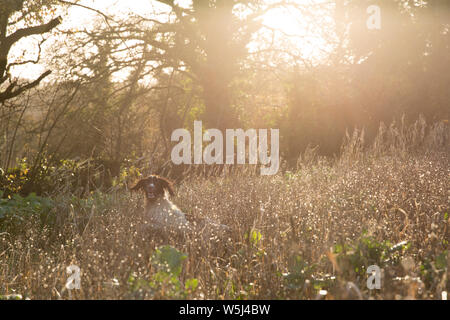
[130,178,147,192]
[155,175,175,196]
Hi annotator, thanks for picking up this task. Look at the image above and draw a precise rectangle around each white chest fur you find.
[145,197,190,232]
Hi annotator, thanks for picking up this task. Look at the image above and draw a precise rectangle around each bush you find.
[0,191,54,233]
[127,245,199,299]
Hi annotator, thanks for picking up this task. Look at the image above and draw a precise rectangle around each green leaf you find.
[251,230,262,245]
[435,251,447,270]
[334,243,343,254]
[151,245,187,277]
[185,278,198,291]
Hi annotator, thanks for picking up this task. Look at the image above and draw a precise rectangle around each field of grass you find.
[1,119,449,300]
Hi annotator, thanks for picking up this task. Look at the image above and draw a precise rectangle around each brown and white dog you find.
[130,175,229,238]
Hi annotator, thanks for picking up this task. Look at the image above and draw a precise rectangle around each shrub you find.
[127,246,199,299]
[0,191,54,233]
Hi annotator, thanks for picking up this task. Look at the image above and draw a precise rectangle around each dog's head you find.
[130,175,175,201]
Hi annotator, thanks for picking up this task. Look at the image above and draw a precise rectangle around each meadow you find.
[1,118,448,300]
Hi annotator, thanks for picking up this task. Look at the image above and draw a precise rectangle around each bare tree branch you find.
[0,70,51,103]
[2,16,62,55]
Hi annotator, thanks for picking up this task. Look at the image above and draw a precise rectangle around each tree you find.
[0,0,62,104]
[47,0,305,167]
[339,0,450,122]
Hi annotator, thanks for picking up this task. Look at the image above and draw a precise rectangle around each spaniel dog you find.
[130,175,229,238]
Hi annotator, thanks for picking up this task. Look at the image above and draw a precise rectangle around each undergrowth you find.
[0,118,448,300]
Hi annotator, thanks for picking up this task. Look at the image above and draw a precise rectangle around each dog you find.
[130,175,230,239]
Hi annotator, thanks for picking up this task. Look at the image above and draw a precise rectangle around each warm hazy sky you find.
[11,0,329,79]
[67,0,326,42]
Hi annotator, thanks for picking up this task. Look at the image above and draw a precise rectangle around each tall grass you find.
[1,118,448,300]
